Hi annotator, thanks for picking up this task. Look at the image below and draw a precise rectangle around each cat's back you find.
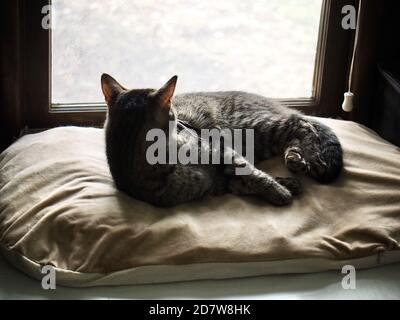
[174,91,274,111]
[173,91,298,128]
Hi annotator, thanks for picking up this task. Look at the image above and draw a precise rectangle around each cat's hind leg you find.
[275,176,302,196]
[223,147,302,205]
[228,172,294,206]
[282,116,342,183]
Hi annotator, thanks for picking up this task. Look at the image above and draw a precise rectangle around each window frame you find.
[21,0,357,129]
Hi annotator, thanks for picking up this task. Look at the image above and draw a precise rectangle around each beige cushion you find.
[0,118,399,287]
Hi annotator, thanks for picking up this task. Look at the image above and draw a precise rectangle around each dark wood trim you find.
[312,0,356,118]
[344,0,386,126]
[0,0,24,151]
[21,0,105,128]
[280,0,356,116]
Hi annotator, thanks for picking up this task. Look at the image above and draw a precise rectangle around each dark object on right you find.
[372,63,400,147]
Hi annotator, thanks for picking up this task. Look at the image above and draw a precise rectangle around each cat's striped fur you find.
[102,75,342,207]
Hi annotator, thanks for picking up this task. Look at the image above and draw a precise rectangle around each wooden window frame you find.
[20,0,356,129]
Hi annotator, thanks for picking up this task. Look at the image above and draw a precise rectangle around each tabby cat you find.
[101,74,342,207]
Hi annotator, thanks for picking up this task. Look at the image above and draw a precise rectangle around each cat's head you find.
[101,74,178,131]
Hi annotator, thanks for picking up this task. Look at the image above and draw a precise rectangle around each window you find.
[51,0,323,105]
[21,0,356,128]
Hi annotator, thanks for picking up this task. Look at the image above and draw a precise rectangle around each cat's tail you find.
[305,116,343,183]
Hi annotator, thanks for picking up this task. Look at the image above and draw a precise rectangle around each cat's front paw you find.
[263,184,293,206]
[275,177,303,196]
[308,155,328,182]
[285,149,308,174]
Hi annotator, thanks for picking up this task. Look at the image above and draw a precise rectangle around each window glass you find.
[52,0,322,104]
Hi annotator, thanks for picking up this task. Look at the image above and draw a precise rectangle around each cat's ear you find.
[101,74,125,105]
[154,76,178,109]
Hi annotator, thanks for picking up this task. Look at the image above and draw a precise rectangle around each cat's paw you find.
[308,155,328,181]
[262,184,293,206]
[285,148,308,174]
[275,177,303,196]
